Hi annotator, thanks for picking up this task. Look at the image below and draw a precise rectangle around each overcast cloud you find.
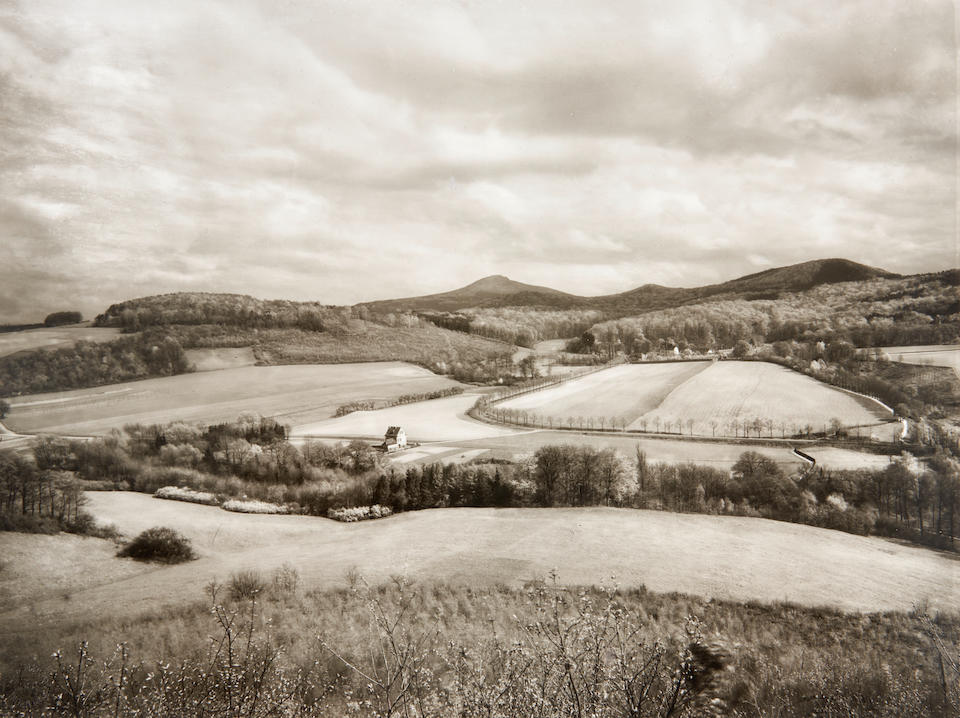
[0,0,955,322]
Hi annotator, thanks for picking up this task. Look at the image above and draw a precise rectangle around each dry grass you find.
[5,362,463,436]
[2,492,958,637]
[3,577,955,717]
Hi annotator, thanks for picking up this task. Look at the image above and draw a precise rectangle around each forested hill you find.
[360,258,899,314]
[0,294,516,397]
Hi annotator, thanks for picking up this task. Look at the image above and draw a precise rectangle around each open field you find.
[184,346,257,371]
[633,361,893,438]
[5,362,462,436]
[415,430,895,471]
[881,344,960,372]
[0,324,122,358]
[1,491,957,636]
[496,360,895,439]
[290,380,894,470]
[293,393,522,442]
[500,362,709,425]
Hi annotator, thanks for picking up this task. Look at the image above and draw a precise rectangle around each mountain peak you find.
[463,275,522,292]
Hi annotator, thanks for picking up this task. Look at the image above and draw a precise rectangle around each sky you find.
[0,0,956,322]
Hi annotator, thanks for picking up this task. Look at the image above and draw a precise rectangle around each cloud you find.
[0,0,954,322]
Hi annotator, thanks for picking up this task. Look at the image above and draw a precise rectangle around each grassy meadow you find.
[2,492,957,638]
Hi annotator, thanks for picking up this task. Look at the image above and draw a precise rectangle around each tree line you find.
[10,415,958,552]
[0,452,104,534]
[0,331,190,397]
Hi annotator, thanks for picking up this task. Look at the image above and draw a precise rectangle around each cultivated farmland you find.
[633,361,892,438]
[5,362,462,436]
[881,344,960,372]
[2,492,958,635]
[0,325,121,358]
[500,362,709,425]
[498,360,895,439]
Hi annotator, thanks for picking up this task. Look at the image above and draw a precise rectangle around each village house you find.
[382,426,407,452]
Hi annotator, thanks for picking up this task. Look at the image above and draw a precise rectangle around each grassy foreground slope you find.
[2,493,957,635]
[3,575,957,717]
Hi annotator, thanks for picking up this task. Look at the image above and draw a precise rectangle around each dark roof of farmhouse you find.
[385,426,402,437]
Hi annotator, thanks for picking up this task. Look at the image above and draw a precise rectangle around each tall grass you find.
[2,575,957,716]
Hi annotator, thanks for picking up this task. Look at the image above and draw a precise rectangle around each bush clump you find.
[155,485,219,505]
[118,526,196,563]
[327,504,393,522]
[229,569,266,600]
[221,499,288,514]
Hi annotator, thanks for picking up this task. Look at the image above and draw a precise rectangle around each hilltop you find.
[361,275,581,313]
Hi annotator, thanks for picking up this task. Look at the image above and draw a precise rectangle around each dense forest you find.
[0,331,190,397]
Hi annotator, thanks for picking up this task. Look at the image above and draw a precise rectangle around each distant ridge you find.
[360,258,899,314]
[95,258,906,321]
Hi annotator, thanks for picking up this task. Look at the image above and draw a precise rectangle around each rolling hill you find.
[361,274,583,313]
[360,258,900,315]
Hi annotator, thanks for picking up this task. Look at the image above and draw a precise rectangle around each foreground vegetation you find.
[1,573,957,716]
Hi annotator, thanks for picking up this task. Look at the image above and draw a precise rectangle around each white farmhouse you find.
[383,426,407,452]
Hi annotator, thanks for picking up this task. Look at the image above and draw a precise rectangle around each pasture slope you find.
[0,325,121,358]
[2,491,958,635]
[4,362,462,436]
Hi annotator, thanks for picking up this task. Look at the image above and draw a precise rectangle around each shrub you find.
[272,563,300,595]
[154,486,219,506]
[118,527,196,563]
[221,499,289,514]
[327,504,393,522]
[229,570,265,600]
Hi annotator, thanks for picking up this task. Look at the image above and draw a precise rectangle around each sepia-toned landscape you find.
[1,1,958,716]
